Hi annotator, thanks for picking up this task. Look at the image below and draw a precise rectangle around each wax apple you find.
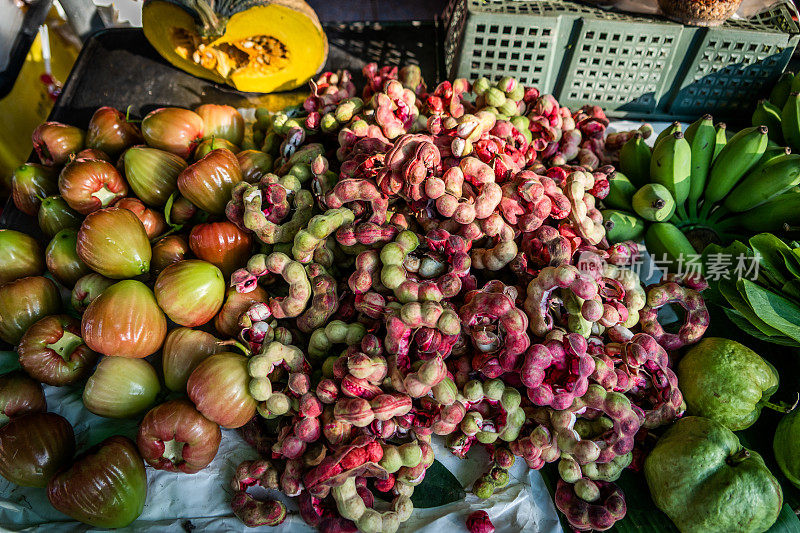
[136,399,221,473]
[48,435,147,528]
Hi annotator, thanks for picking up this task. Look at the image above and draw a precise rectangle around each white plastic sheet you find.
[0,383,562,532]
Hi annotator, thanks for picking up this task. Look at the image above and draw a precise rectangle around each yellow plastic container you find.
[0,18,78,196]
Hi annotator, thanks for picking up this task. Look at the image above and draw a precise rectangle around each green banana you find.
[702,125,769,214]
[632,183,676,222]
[618,132,651,187]
[791,72,800,92]
[604,171,637,211]
[724,154,800,212]
[683,114,716,218]
[752,99,784,144]
[645,222,697,270]
[748,146,792,177]
[601,210,645,243]
[782,92,800,152]
[653,121,681,150]
[650,131,691,219]
[771,71,795,109]
[713,122,727,161]
[723,191,800,233]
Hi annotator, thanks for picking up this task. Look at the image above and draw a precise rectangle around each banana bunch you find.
[603,110,800,269]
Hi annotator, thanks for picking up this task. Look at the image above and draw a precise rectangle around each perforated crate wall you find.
[442,0,800,120]
[558,21,686,114]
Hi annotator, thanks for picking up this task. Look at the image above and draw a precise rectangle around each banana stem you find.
[689,200,699,220]
[698,200,715,220]
[677,203,689,221]
[707,206,730,225]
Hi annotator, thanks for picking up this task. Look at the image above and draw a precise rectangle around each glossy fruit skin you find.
[162,327,223,392]
[154,260,225,326]
[76,207,151,279]
[46,229,91,287]
[18,314,98,386]
[58,158,128,215]
[237,150,274,183]
[12,163,58,215]
[0,276,61,344]
[194,138,240,160]
[195,104,244,145]
[0,371,46,427]
[177,148,243,214]
[189,221,253,279]
[70,273,115,313]
[85,106,144,157]
[75,148,111,161]
[38,196,82,237]
[136,399,221,473]
[0,229,44,285]
[48,435,147,528]
[0,412,75,487]
[214,286,269,337]
[187,352,256,429]
[83,357,160,418]
[645,416,782,533]
[151,235,190,275]
[81,280,167,358]
[116,197,167,239]
[32,121,85,166]
[169,195,197,224]
[141,107,204,159]
[122,146,187,207]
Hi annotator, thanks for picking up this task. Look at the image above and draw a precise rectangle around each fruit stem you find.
[760,392,799,413]
[707,205,730,225]
[91,186,119,207]
[698,200,715,221]
[46,331,84,362]
[677,203,689,220]
[193,0,225,40]
[150,226,179,244]
[162,438,186,464]
[727,448,751,466]
[219,339,251,356]
[689,200,698,220]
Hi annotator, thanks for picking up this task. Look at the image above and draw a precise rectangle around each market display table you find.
[0,27,562,533]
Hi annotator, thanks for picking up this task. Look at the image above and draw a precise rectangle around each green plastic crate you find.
[443,0,800,120]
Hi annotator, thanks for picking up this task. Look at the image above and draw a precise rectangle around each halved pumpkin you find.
[142,0,328,93]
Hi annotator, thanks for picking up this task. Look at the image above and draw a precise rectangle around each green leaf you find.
[750,233,793,286]
[163,191,184,231]
[784,279,800,301]
[724,309,800,346]
[720,279,785,337]
[410,460,465,509]
[0,351,20,375]
[741,280,800,342]
[766,504,800,533]
[779,248,800,279]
